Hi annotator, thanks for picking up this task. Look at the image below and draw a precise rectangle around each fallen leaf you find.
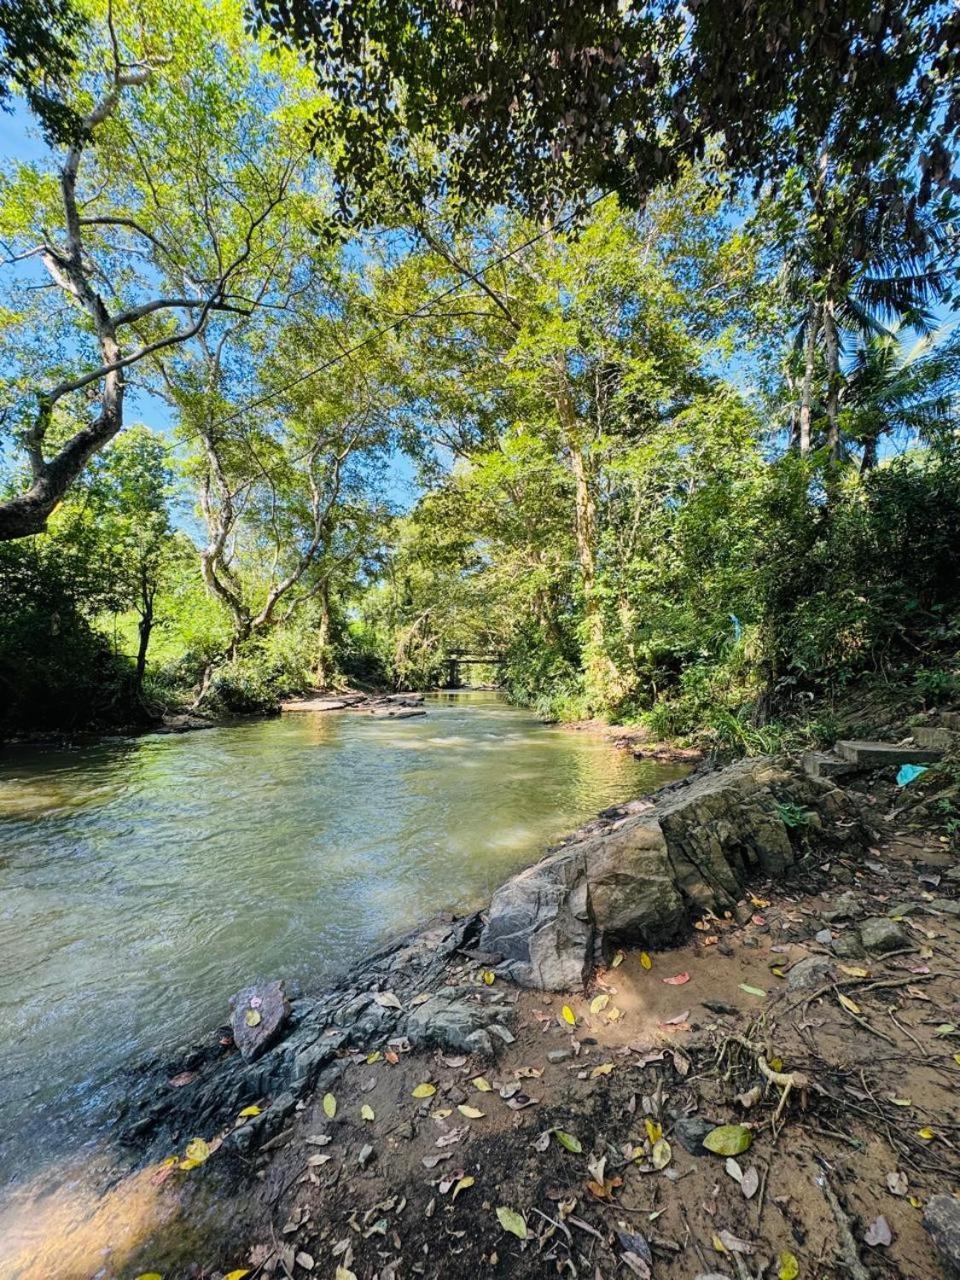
[133,1274,163,1279]
[640,952,653,970]
[181,1137,210,1167]
[361,1104,375,1122]
[366,1051,382,1064]
[740,1166,760,1199]
[168,1072,197,1088]
[838,992,862,1015]
[888,1096,912,1107]
[644,1118,662,1144]
[715,1229,754,1255]
[412,1083,437,1098]
[725,1157,742,1183]
[590,993,610,1014]
[458,1105,485,1119]
[496,1206,528,1239]
[651,1139,671,1170]
[555,1130,583,1153]
[739,984,766,998]
[295,1252,314,1271]
[607,1006,623,1021]
[778,1251,799,1280]
[561,1005,577,1026]
[612,949,625,968]
[334,1269,357,1280]
[385,1051,399,1064]
[864,1215,892,1247]
[481,970,496,986]
[224,1272,250,1279]
[917,1126,935,1140]
[244,1009,261,1027]
[838,965,870,978]
[323,1093,337,1118]
[590,1062,615,1078]
[422,1153,451,1168]
[237,1105,261,1118]
[703,1125,752,1156]
[662,972,691,986]
[452,1175,475,1200]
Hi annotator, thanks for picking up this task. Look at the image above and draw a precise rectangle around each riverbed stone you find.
[925,1194,960,1279]
[402,987,515,1057]
[229,979,291,1062]
[859,917,909,953]
[786,955,836,991]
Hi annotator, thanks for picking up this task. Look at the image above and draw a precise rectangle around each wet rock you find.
[924,1194,960,1279]
[786,955,836,991]
[673,1116,715,1155]
[402,987,514,1056]
[859,917,909,953]
[229,980,291,1063]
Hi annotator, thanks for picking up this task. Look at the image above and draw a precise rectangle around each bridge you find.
[443,650,504,688]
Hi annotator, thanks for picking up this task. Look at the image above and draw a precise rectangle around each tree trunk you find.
[799,300,818,455]
[859,433,879,474]
[823,296,842,462]
[135,579,155,692]
[315,578,332,688]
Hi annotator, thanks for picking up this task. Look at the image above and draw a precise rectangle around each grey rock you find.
[402,987,514,1057]
[673,1116,715,1156]
[358,1143,375,1168]
[859,917,909,953]
[943,866,960,883]
[547,1048,572,1063]
[821,891,859,922]
[831,934,866,960]
[786,955,836,991]
[481,757,868,990]
[930,898,960,916]
[229,980,291,1063]
[925,1194,960,1279]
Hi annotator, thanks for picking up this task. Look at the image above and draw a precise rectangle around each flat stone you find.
[821,891,859,922]
[930,898,960,916]
[802,750,855,780]
[831,934,866,960]
[402,988,514,1056]
[229,979,291,1063]
[282,696,348,712]
[547,1048,572,1063]
[835,739,942,767]
[925,1194,960,1279]
[944,866,960,882]
[786,955,836,991]
[859,917,909,954]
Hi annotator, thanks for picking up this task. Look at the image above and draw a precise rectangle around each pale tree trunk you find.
[315,578,332,688]
[823,296,842,463]
[799,300,819,455]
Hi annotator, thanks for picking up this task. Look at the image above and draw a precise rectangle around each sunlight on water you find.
[0,692,687,1187]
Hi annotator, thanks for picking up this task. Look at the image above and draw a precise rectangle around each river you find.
[0,693,687,1186]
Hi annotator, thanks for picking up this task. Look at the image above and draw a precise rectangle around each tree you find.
[0,0,314,540]
[254,0,960,220]
[0,0,85,144]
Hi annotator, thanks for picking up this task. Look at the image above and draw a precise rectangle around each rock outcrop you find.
[480,757,868,989]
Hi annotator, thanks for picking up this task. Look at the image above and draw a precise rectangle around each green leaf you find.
[702,1124,753,1156]
[554,1130,582,1153]
[496,1206,528,1239]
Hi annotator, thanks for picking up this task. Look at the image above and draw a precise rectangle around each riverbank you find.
[5,748,958,1280]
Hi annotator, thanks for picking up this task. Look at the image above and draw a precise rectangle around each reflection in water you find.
[0,693,687,1186]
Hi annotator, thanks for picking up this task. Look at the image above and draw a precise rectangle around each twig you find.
[814,1163,872,1280]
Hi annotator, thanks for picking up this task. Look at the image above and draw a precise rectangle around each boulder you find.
[229,979,291,1062]
[925,1194,960,1279]
[930,898,960,916]
[859,917,909,954]
[481,757,868,989]
[402,987,514,1057]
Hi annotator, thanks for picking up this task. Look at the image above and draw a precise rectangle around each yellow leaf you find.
[225,1272,251,1280]
[640,952,652,970]
[953,1052,960,1067]
[908,1196,923,1209]
[771,967,786,979]
[561,1005,577,1025]
[778,1251,799,1280]
[432,1108,452,1119]
[590,1062,615,1078]
[458,1104,485,1119]
[134,1274,163,1279]
[496,1206,528,1239]
[412,1082,437,1098]
[750,895,770,908]
[888,1096,912,1107]
[237,1105,261,1118]
[590,993,609,1015]
[335,1269,358,1280]
[361,1104,375,1122]
[607,1006,623,1021]
[713,1235,727,1254]
[611,949,625,968]
[183,1138,210,1165]
[366,1051,382,1064]
[768,1057,783,1073]
[645,1118,662,1144]
[473,1076,492,1091]
[837,992,861,1015]
[917,1127,935,1140]
[838,965,870,978]
[244,1009,261,1027]
[651,1138,672,1170]
[452,1175,475,1200]
[481,970,496,986]
[323,1093,337,1118]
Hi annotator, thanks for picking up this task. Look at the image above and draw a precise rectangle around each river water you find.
[0,693,686,1185]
